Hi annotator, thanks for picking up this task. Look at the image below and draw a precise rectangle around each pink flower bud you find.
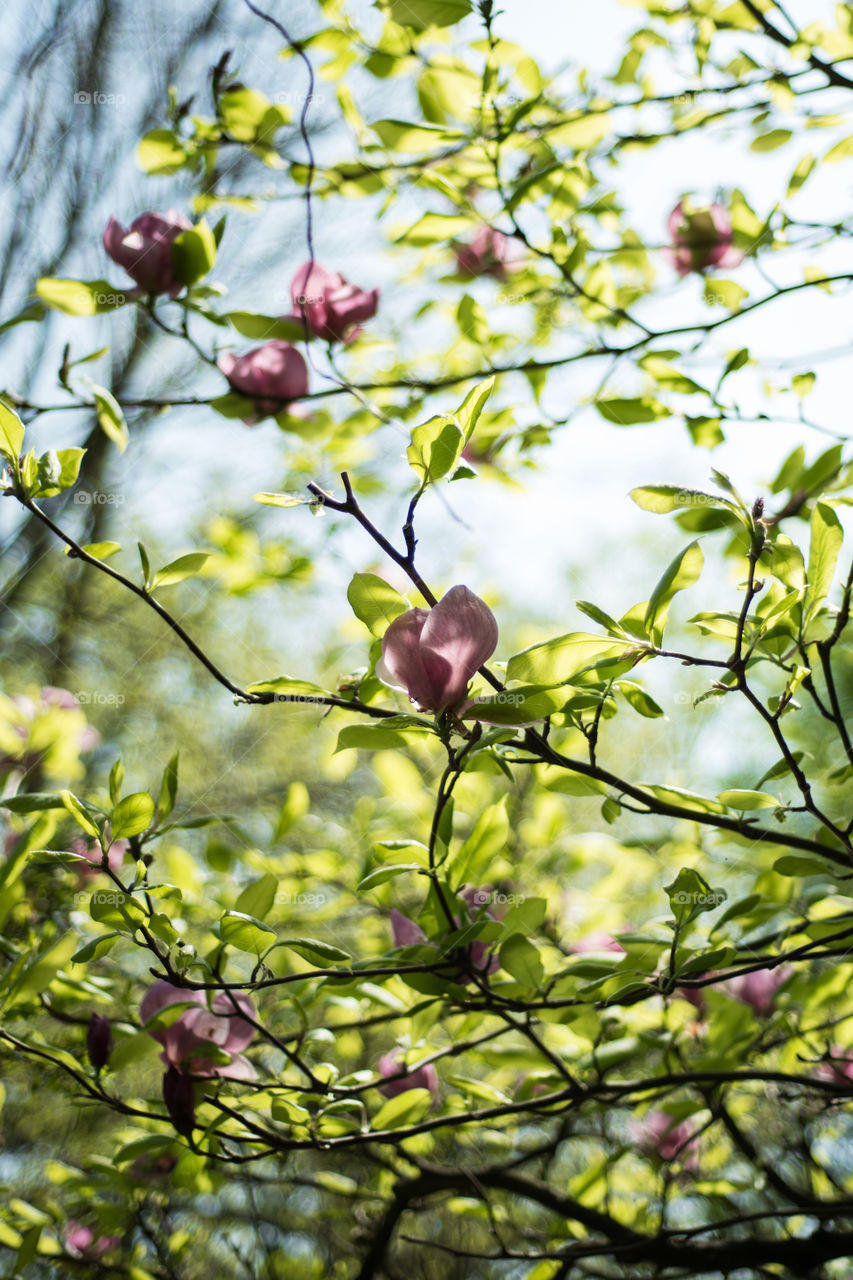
[664,200,744,277]
[65,1222,120,1260]
[218,341,308,422]
[453,227,510,279]
[377,585,498,713]
[86,1012,112,1070]
[377,1052,438,1099]
[162,1065,196,1136]
[290,261,379,343]
[103,210,192,296]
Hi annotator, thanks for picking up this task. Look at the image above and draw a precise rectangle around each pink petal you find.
[390,909,427,947]
[377,608,432,706]
[418,585,498,710]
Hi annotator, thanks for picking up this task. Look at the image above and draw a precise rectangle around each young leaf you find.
[644,541,704,646]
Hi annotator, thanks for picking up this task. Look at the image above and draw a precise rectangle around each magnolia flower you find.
[65,1222,120,1260]
[454,227,510,279]
[390,887,500,978]
[632,1110,698,1167]
[218,341,308,422]
[140,980,258,1079]
[103,209,192,296]
[290,260,379,343]
[814,1049,853,1085]
[86,1012,112,1070]
[570,930,625,955]
[377,1052,439,1099]
[722,965,790,1017]
[72,836,129,881]
[377,585,498,713]
[664,200,744,277]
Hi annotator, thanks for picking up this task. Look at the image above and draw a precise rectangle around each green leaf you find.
[245,675,330,699]
[374,121,464,154]
[620,682,665,718]
[385,0,472,29]
[75,540,121,561]
[253,491,311,509]
[644,541,703,646]
[61,790,101,838]
[151,553,210,589]
[111,792,155,839]
[804,500,843,625]
[219,87,273,141]
[455,377,494,438]
[137,128,190,174]
[336,720,434,752]
[407,415,464,483]
[32,447,85,497]
[371,1087,433,1131]
[750,128,792,152]
[278,937,351,966]
[452,798,509,883]
[463,685,568,724]
[499,934,544,988]
[171,222,217,287]
[0,399,24,462]
[347,573,410,635]
[630,485,740,517]
[158,751,179,819]
[358,864,424,892]
[35,278,128,315]
[234,873,278,921]
[89,384,128,452]
[703,279,748,311]
[70,932,122,964]
[665,868,726,928]
[773,854,833,877]
[595,397,669,426]
[506,633,635,686]
[225,312,306,342]
[718,789,781,810]
[219,910,275,954]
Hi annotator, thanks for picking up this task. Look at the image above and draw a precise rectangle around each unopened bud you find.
[162,1066,196,1136]
[86,1012,112,1070]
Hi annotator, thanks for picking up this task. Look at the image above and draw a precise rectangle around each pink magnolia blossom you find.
[814,1049,853,1085]
[218,341,309,422]
[665,200,744,277]
[454,227,510,279]
[377,1051,439,1099]
[722,965,790,1017]
[570,930,625,954]
[390,887,500,978]
[632,1110,699,1168]
[377,585,498,713]
[290,260,379,343]
[140,980,258,1079]
[65,1222,120,1260]
[103,209,192,296]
